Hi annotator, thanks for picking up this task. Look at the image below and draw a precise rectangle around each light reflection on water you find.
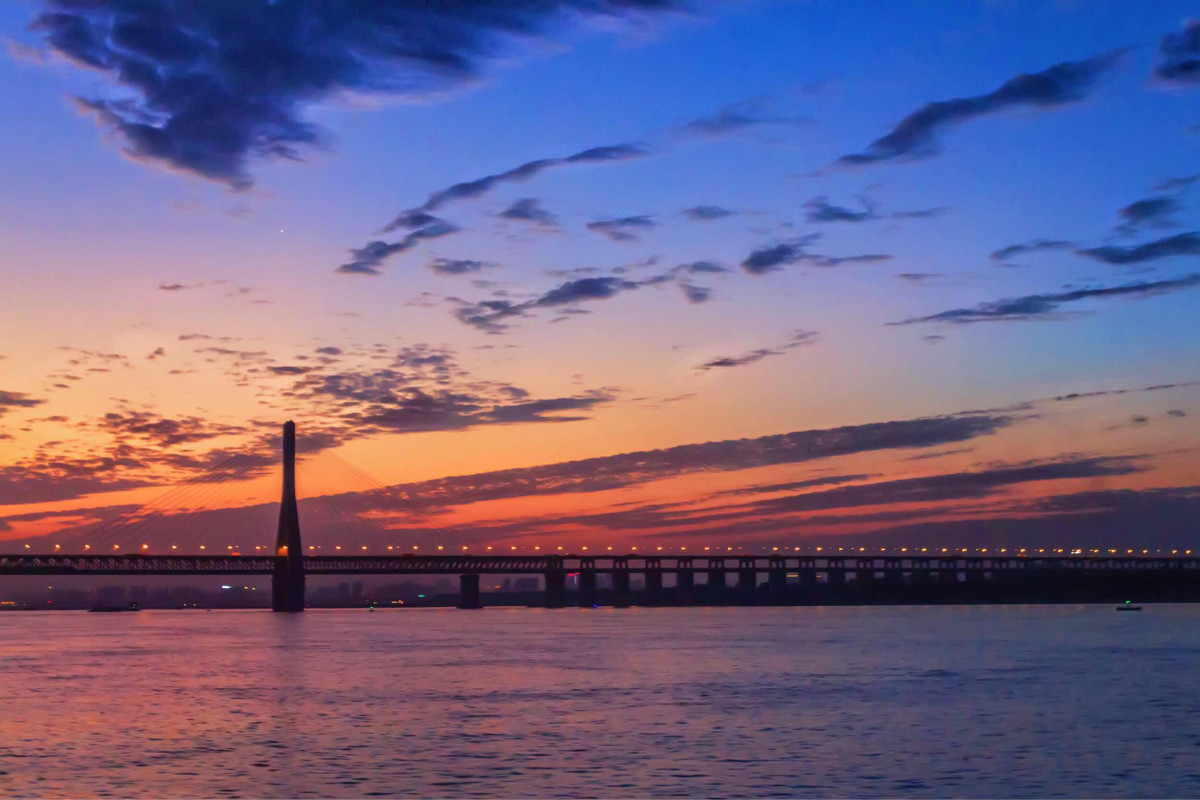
[2,605,1199,798]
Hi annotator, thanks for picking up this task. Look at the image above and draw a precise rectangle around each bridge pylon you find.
[271,420,305,612]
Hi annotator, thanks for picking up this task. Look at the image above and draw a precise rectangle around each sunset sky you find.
[2,0,1199,553]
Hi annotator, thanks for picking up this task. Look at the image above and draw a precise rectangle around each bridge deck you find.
[2,553,1199,576]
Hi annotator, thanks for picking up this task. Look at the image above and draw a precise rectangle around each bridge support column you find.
[579,569,598,607]
[271,420,305,612]
[644,568,663,601]
[706,561,726,593]
[676,567,695,604]
[769,568,787,598]
[612,569,630,608]
[737,568,757,596]
[544,568,566,608]
[458,574,482,609]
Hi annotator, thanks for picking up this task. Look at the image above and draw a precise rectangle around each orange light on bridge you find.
[142,544,150,551]
[171,545,178,550]
[199,545,206,550]
[436,545,443,551]
[462,546,469,551]
[361,546,368,551]
[113,545,120,551]
[84,544,91,551]
[335,546,342,551]
[54,544,61,551]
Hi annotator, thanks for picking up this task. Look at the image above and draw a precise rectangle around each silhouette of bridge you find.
[2,423,1199,610]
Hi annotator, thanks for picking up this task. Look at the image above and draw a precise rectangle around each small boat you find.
[89,602,142,613]
[1115,600,1142,611]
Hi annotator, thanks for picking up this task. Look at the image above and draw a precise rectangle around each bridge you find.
[3,423,1199,610]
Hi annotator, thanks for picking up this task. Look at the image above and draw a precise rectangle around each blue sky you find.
[1,0,1199,552]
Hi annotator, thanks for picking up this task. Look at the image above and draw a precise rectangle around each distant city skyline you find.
[2,1,1199,550]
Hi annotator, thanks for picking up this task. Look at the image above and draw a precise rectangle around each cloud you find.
[698,329,819,370]
[498,198,557,228]
[586,215,656,242]
[427,258,494,276]
[1154,19,1200,86]
[29,1,683,189]
[336,218,459,275]
[1077,232,1200,265]
[0,390,45,418]
[897,272,943,282]
[737,455,1141,515]
[679,97,811,139]
[96,411,249,448]
[351,410,1014,512]
[890,206,949,220]
[836,51,1121,167]
[990,239,1076,264]
[1115,196,1182,235]
[804,196,876,223]
[741,238,817,275]
[338,142,650,274]
[740,236,890,274]
[387,143,651,228]
[889,273,1200,325]
[678,283,712,304]
[682,205,734,221]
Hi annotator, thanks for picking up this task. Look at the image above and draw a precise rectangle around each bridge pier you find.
[579,568,598,607]
[737,563,757,596]
[706,559,726,593]
[544,568,566,608]
[612,567,631,608]
[768,566,787,598]
[459,574,482,609]
[644,562,663,601]
[676,560,695,603]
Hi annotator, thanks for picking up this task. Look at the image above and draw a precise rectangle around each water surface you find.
[2,605,1198,798]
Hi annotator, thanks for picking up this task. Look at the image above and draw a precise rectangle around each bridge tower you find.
[271,421,306,612]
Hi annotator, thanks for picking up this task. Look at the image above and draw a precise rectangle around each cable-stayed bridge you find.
[2,423,1200,610]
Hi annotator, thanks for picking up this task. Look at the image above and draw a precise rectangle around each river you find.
[1,605,1198,798]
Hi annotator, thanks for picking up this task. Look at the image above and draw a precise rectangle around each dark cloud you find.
[0,390,45,418]
[498,198,557,228]
[348,410,1013,512]
[741,238,816,275]
[315,346,342,356]
[30,1,681,189]
[836,51,1121,166]
[738,455,1141,515]
[427,258,493,276]
[339,142,650,274]
[336,218,459,275]
[1154,174,1199,192]
[698,329,820,371]
[682,205,734,221]
[897,272,942,282]
[889,273,1200,325]
[740,236,890,274]
[586,215,656,242]
[679,98,811,139]
[1154,19,1200,85]
[96,411,248,448]
[673,260,728,275]
[804,196,876,223]
[678,283,712,304]
[890,206,949,220]
[1077,232,1200,265]
[388,143,651,228]
[1116,196,1181,235]
[990,239,1076,264]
